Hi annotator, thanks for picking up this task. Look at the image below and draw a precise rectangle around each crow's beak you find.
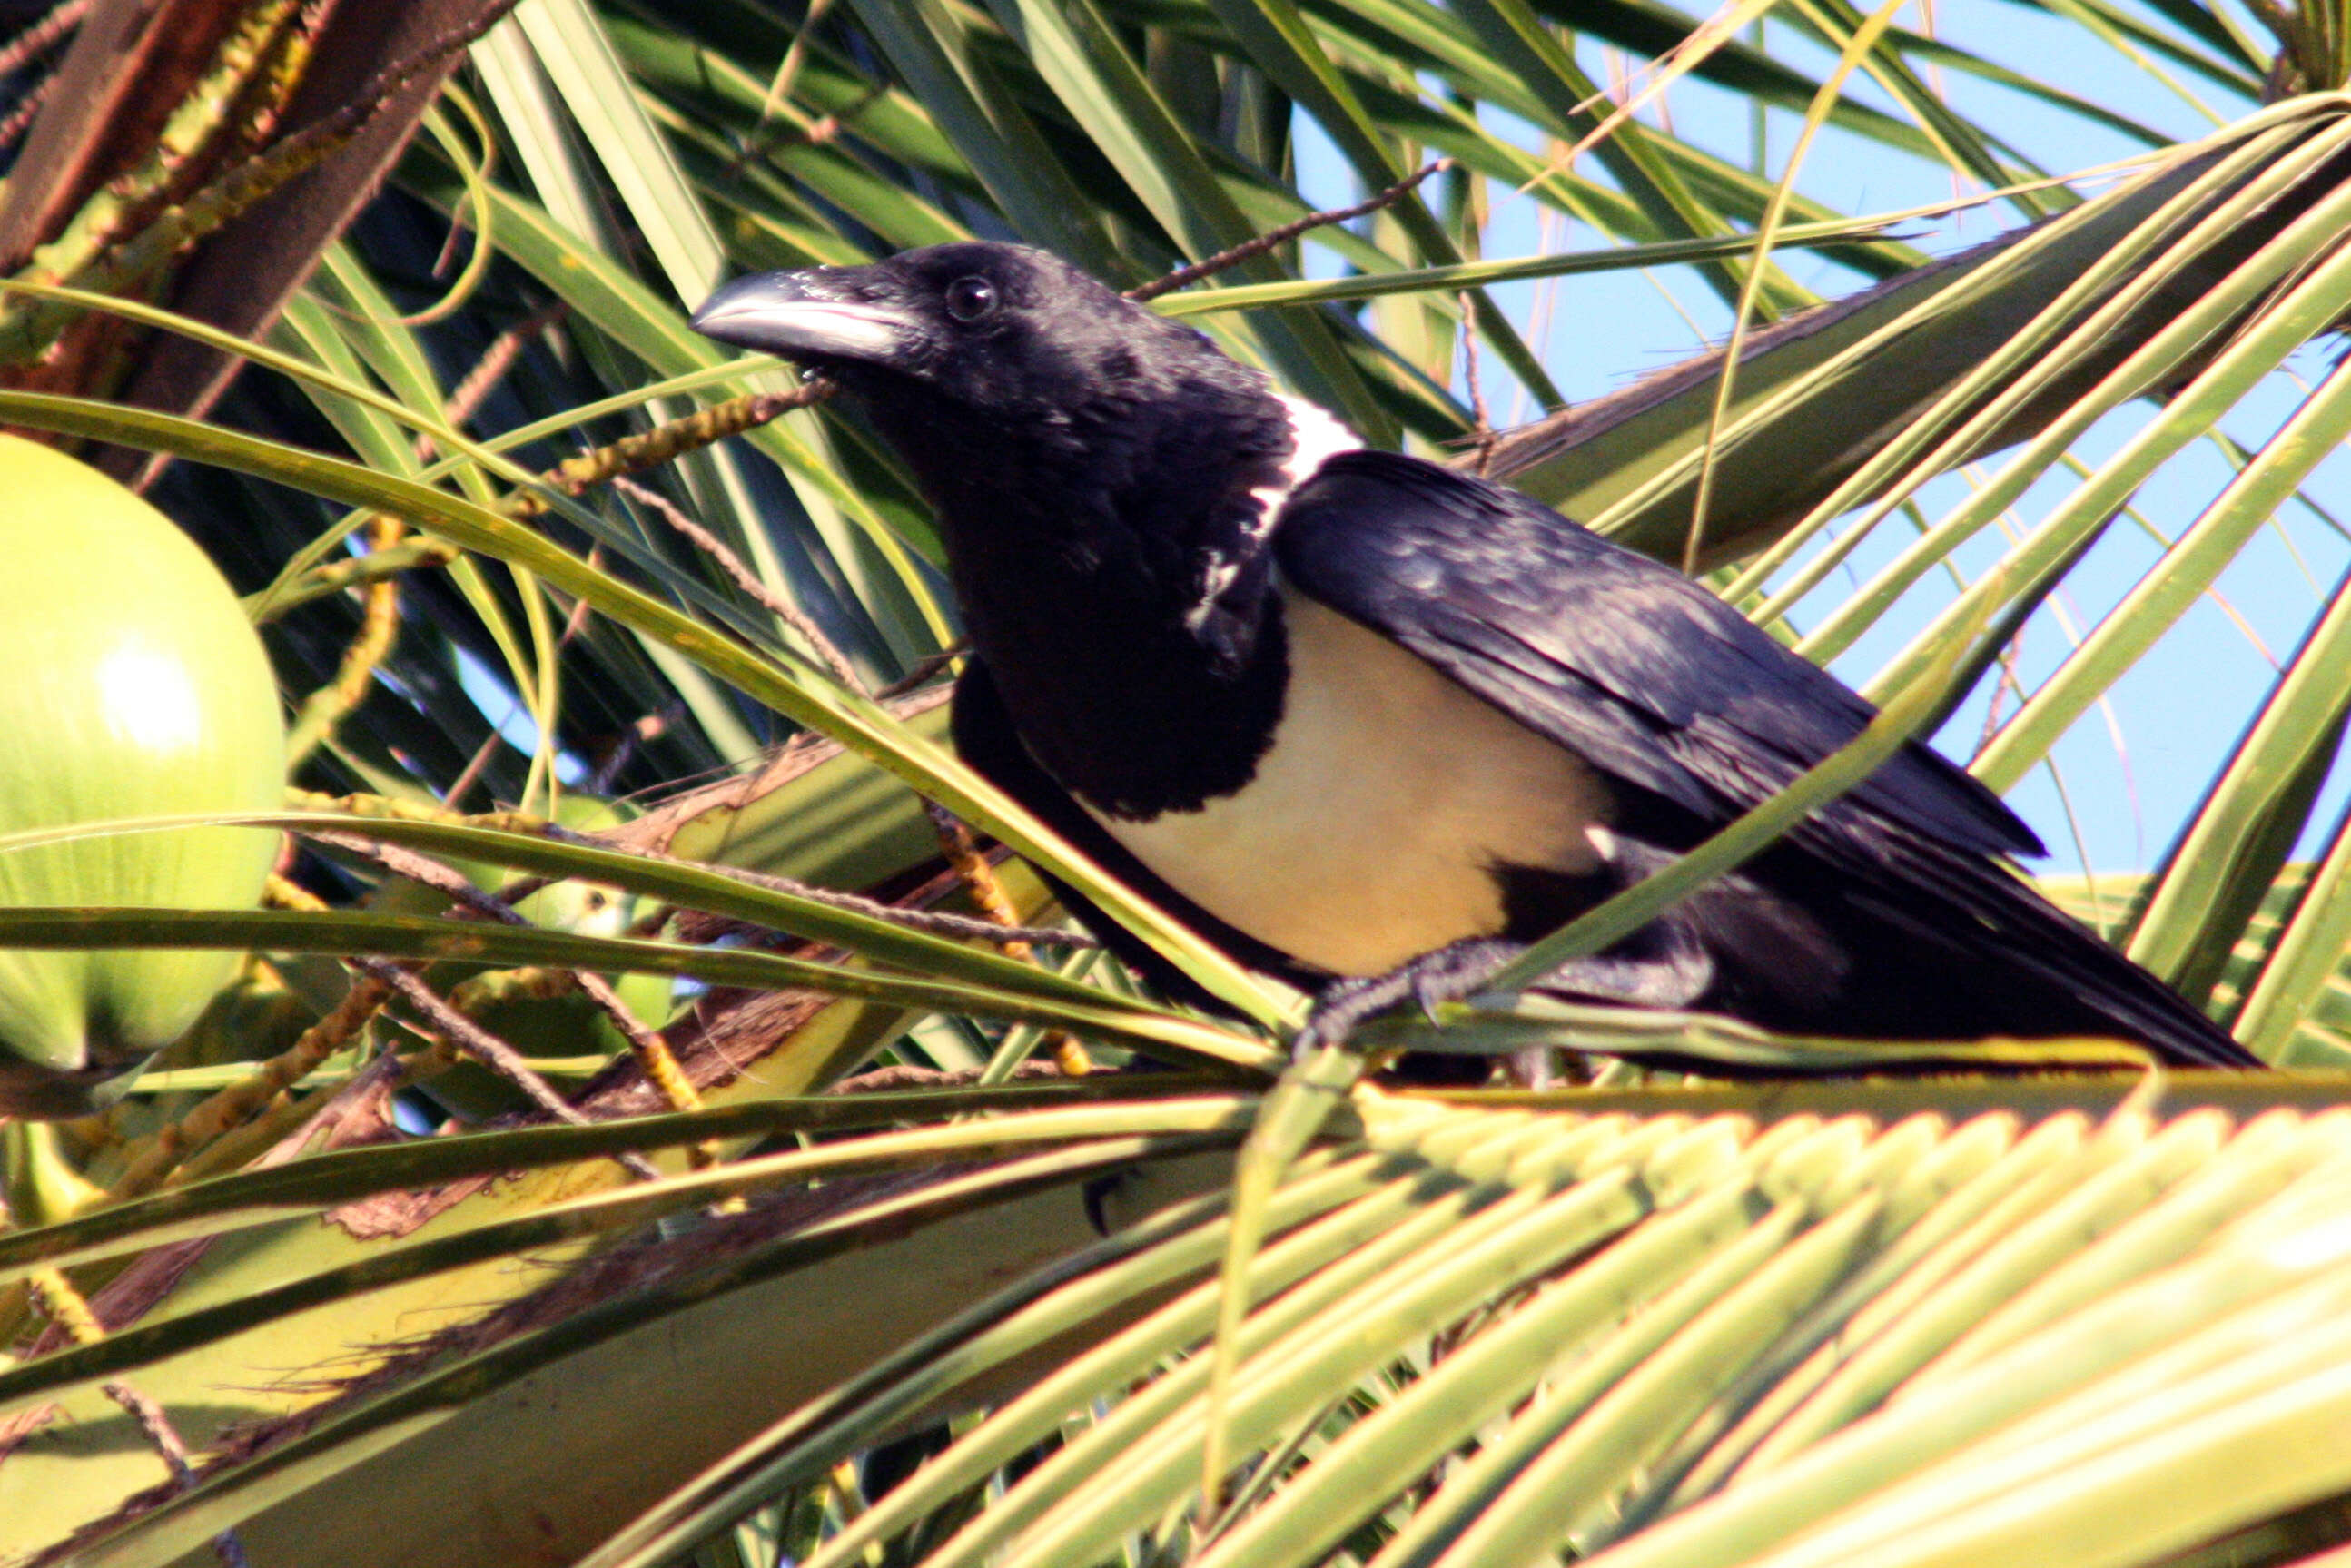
[691,271,915,364]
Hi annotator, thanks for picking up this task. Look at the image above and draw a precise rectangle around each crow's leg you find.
[1291,919,1715,1060]
[1293,940,1516,1060]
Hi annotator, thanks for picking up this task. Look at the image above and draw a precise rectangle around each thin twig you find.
[102,1382,196,1484]
[441,545,600,810]
[506,383,835,519]
[728,80,884,175]
[1976,631,2028,754]
[284,514,404,764]
[290,2,527,152]
[268,839,657,1157]
[158,0,528,252]
[791,85,884,149]
[441,708,505,814]
[588,702,683,795]
[318,833,705,1119]
[25,1262,251,1565]
[251,536,457,619]
[755,0,836,132]
[529,822,1096,949]
[1125,159,1453,302]
[610,472,866,691]
[306,833,537,928]
[828,1060,1078,1093]
[1511,0,1780,205]
[103,962,393,1200]
[358,959,662,1182]
[104,1384,252,1567]
[0,0,82,158]
[215,0,324,167]
[0,2,521,373]
[875,641,970,698]
[1457,291,1498,478]
[285,787,548,833]
[726,5,895,179]
[259,387,839,624]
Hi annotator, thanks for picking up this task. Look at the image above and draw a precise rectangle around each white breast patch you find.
[1085,593,1613,976]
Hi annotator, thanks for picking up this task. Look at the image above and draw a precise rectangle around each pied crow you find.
[693,242,2260,1070]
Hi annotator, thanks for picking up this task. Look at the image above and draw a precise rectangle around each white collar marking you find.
[1252,396,1363,528]
[1188,397,1362,639]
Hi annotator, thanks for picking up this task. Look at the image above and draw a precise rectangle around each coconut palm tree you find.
[4,0,2351,1563]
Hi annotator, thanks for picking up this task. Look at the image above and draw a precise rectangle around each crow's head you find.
[696,243,1329,684]
[693,243,1255,435]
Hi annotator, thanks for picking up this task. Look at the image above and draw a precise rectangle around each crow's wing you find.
[1273,452,2257,1070]
[1271,449,2036,863]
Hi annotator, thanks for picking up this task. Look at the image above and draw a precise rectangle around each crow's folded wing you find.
[1270,449,2038,864]
[1272,452,2261,1069]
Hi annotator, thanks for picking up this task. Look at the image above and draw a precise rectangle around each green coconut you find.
[0,434,285,1116]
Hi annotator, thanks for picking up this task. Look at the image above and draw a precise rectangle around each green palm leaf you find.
[10,0,2351,1563]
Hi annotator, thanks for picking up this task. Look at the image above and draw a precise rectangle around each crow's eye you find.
[943,276,998,322]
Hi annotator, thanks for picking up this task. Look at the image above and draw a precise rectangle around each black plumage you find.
[692,242,2260,1070]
